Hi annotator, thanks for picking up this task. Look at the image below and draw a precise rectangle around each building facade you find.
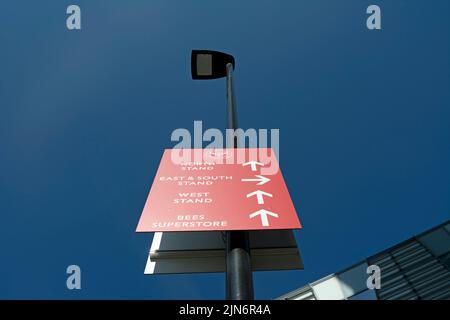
[278,221,450,300]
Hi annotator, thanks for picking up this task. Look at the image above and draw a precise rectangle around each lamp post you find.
[191,50,254,300]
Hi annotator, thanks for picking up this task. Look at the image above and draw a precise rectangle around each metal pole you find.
[226,64,238,133]
[225,63,254,300]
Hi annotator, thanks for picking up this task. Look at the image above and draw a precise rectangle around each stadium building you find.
[278,221,450,300]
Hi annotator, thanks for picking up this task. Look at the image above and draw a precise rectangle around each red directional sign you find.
[136,148,301,232]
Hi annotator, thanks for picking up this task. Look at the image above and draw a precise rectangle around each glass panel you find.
[440,252,450,268]
[444,223,450,234]
[338,263,369,298]
[292,290,315,300]
[419,228,450,256]
[312,275,346,300]
[348,289,377,300]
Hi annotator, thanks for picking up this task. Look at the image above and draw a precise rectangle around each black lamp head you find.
[191,50,235,80]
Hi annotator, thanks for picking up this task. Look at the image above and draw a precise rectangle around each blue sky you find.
[0,1,449,299]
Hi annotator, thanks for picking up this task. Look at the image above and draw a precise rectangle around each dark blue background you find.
[1,1,449,299]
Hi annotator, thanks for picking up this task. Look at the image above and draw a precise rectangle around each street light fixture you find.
[191,50,254,300]
[191,50,235,80]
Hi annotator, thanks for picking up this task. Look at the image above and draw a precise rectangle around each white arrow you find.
[242,160,264,172]
[246,190,273,204]
[249,209,279,227]
[241,175,271,186]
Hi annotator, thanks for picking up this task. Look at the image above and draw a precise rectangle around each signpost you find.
[136,50,303,300]
[136,148,301,233]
